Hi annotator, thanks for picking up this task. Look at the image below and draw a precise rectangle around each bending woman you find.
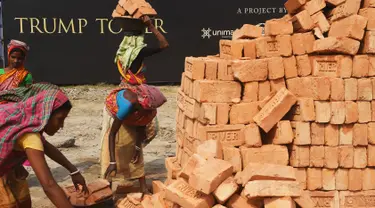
[101,16,168,193]
[0,83,88,208]
[0,40,33,91]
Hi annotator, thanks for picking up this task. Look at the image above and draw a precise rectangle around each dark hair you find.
[9,48,26,57]
[53,100,72,114]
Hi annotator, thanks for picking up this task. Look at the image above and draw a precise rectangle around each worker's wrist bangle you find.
[109,162,117,165]
[69,170,80,176]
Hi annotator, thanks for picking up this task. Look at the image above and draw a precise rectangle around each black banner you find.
[3,0,287,85]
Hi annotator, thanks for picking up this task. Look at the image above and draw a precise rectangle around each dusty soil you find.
[28,85,179,207]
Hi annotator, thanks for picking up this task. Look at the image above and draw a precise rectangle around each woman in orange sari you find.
[0,40,33,91]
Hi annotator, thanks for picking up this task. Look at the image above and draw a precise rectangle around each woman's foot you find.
[139,176,150,194]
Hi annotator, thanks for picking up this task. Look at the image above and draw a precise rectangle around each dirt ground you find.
[28,84,179,207]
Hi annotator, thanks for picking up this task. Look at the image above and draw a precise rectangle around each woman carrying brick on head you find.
[101,15,169,193]
[0,83,88,208]
[0,40,33,91]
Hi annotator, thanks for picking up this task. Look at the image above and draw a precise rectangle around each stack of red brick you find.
[169,0,375,207]
[112,0,157,19]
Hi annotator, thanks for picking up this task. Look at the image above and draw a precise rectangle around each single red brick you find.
[189,158,233,194]
[258,81,271,101]
[243,123,262,147]
[255,35,293,58]
[324,146,339,169]
[264,197,296,208]
[294,168,307,190]
[232,24,263,40]
[243,82,259,102]
[193,80,241,103]
[358,78,373,100]
[310,55,353,78]
[369,122,375,144]
[270,79,287,93]
[363,168,375,190]
[296,55,312,77]
[241,145,290,167]
[291,32,315,55]
[331,102,346,124]
[325,124,339,146]
[283,56,298,79]
[331,78,345,101]
[361,31,375,54]
[185,57,205,80]
[267,121,294,145]
[358,101,372,123]
[265,19,293,36]
[243,181,302,199]
[290,145,310,167]
[322,169,336,191]
[354,147,367,168]
[311,11,331,33]
[313,37,360,55]
[268,57,285,80]
[353,124,369,146]
[196,124,245,147]
[213,177,238,204]
[230,102,259,124]
[368,145,375,167]
[339,124,353,145]
[348,169,362,191]
[310,146,325,168]
[227,194,263,208]
[339,146,354,168]
[315,101,331,123]
[336,169,349,191]
[223,147,242,173]
[328,15,368,40]
[254,88,297,133]
[302,0,326,15]
[311,123,325,145]
[293,121,312,145]
[326,0,362,22]
[285,0,306,14]
[344,78,358,101]
[165,179,215,208]
[353,55,370,78]
[307,168,323,190]
[292,10,315,32]
[232,59,268,82]
[178,154,207,180]
[345,101,359,124]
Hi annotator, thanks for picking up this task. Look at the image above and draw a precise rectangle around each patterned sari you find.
[0,68,30,91]
[0,83,68,207]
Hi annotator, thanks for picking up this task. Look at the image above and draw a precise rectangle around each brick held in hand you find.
[64,179,112,206]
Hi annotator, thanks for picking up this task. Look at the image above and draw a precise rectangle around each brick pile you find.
[112,0,157,19]
[115,0,375,207]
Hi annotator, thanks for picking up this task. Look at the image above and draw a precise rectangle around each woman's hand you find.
[131,146,141,164]
[104,164,117,179]
[141,15,152,26]
[71,172,89,194]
